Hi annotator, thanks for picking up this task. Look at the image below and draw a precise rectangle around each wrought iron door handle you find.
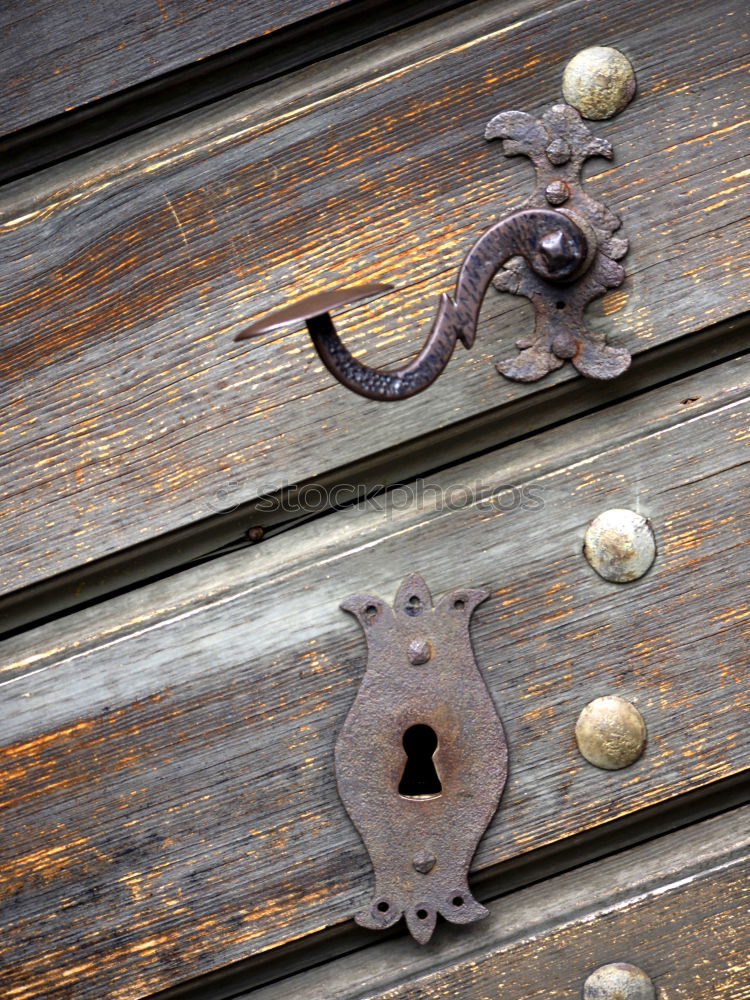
[236,208,587,401]
[234,54,636,400]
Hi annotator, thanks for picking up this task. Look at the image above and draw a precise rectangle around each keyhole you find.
[398,724,442,798]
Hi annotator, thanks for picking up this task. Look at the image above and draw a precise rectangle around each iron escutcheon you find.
[334,573,508,944]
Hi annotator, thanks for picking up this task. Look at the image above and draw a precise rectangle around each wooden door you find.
[1,2,748,997]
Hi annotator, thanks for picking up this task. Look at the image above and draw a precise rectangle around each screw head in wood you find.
[583,963,655,1000]
[562,46,636,120]
[583,508,656,583]
[575,696,647,770]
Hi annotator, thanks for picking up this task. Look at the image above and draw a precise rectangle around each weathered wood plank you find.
[2,313,747,640]
[1,0,748,597]
[0,0,483,186]
[250,805,750,1000]
[0,0,344,136]
[1,355,748,998]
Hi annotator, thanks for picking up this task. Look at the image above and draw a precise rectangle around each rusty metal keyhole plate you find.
[334,574,508,943]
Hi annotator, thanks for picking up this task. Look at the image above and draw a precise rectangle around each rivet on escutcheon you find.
[545,179,570,205]
[407,639,432,665]
[575,696,647,770]
[412,850,437,874]
[562,46,637,120]
[583,963,656,1000]
[583,508,656,583]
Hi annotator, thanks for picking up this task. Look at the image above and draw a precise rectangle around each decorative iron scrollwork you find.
[486,104,630,382]
[334,574,507,944]
[234,70,634,399]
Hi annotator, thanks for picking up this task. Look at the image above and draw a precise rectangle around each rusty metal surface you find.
[334,573,508,944]
[486,103,630,381]
[306,208,588,400]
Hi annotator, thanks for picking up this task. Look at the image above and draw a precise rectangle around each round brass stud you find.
[583,508,656,583]
[562,46,636,120]
[583,963,655,1000]
[575,696,647,770]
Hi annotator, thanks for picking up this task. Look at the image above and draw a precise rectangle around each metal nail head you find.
[583,963,655,1000]
[575,696,647,770]
[583,508,656,583]
[562,47,637,120]
[412,850,437,874]
[407,640,432,666]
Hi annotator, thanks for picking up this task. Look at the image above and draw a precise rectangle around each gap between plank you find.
[0,0,477,187]
[1,313,748,641]
[145,770,750,1000]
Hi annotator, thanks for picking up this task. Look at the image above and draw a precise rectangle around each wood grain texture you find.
[0,0,748,598]
[2,312,747,638]
[250,806,750,1000]
[0,0,480,186]
[1,355,748,999]
[0,0,345,136]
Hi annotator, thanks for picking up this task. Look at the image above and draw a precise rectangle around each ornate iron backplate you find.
[235,98,633,398]
[486,103,630,382]
[335,574,507,943]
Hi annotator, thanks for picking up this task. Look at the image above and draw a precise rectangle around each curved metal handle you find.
[235,208,588,401]
[235,98,635,397]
